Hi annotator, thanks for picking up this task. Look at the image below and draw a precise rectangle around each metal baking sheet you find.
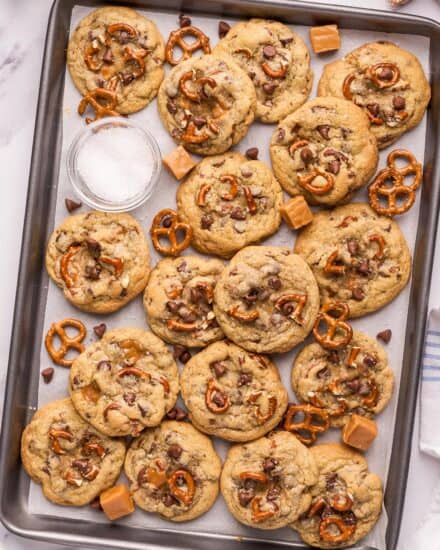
[0,1,439,550]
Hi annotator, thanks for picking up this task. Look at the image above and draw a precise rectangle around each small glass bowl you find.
[66,117,162,212]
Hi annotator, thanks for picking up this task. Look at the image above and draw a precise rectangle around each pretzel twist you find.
[123,45,147,79]
[168,469,195,505]
[205,379,230,414]
[45,319,86,367]
[150,209,192,256]
[78,88,119,124]
[261,61,287,79]
[274,293,307,326]
[319,515,356,544]
[178,71,217,102]
[298,169,334,195]
[313,301,353,350]
[165,26,211,65]
[247,393,277,424]
[181,121,209,144]
[220,174,239,200]
[289,139,309,157]
[284,404,330,445]
[367,62,400,88]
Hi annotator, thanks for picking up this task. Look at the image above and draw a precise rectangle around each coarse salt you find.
[77,126,155,203]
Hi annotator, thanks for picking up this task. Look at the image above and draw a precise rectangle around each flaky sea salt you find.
[77,126,155,203]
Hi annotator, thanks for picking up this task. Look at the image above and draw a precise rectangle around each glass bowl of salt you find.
[67,117,161,212]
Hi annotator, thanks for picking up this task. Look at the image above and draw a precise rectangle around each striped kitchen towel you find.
[420,308,440,458]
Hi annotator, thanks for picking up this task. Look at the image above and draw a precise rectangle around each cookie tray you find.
[1,0,440,549]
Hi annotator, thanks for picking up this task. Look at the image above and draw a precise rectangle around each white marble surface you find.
[0,0,439,548]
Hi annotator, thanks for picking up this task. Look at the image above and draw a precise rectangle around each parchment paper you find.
[27,5,431,549]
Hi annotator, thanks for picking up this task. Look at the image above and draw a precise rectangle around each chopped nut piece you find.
[280,196,313,230]
[163,146,197,180]
[342,414,378,451]
[309,25,341,54]
[100,484,134,520]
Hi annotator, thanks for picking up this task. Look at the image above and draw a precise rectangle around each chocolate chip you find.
[300,147,314,164]
[166,406,188,421]
[367,103,380,117]
[86,239,101,258]
[363,354,377,368]
[177,261,187,273]
[317,367,330,379]
[377,329,392,343]
[162,493,178,507]
[240,168,253,178]
[212,361,226,378]
[201,214,214,229]
[85,264,101,280]
[357,260,370,275]
[120,287,128,297]
[90,497,102,510]
[72,459,90,474]
[166,100,177,114]
[167,443,183,459]
[266,486,281,501]
[93,323,106,339]
[345,378,360,393]
[243,287,260,304]
[179,14,191,27]
[263,458,278,472]
[178,305,197,322]
[123,392,136,405]
[102,48,113,64]
[237,373,252,386]
[230,207,246,220]
[263,82,277,95]
[166,300,181,313]
[276,128,286,142]
[393,96,406,110]
[280,37,293,46]
[317,125,330,140]
[346,239,359,256]
[238,490,254,507]
[326,473,338,491]
[137,403,148,417]
[212,390,227,408]
[65,198,82,212]
[119,31,129,45]
[218,21,231,38]
[327,351,339,364]
[352,286,365,301]
[245,147,259,160]
[377,66,394,81]
[121,72,135,86]
[358,379,371,396]
[342,510,357,526]
[268,276,281,290]
[97,360,112,371]
[193,116,207,128]
[41,367,54,384]
[162,214,173,228]
[173,344,192,364]
[262,45,276,59]
[327,160,340,175]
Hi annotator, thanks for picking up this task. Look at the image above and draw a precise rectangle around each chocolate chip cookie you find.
[67,6,165,114]
[46,211,151,314]
[143,256,224,347]
[291,331,394,427]
[124,420,221,521]
[176,152,283,258]
[21,398,126,506]
[270,97,378,205]
[180,340,288,441]
[294,203,411,317]
[157,54,256,155]
[292,443,383,548]
[69,328,179,437]
[213,18,312,123]
[317,41,431,149]
[213,246,320,353]
[221,430,318,529]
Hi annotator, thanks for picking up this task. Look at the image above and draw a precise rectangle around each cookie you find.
[46,211,150,314]
[180,341,288,441]
[294,203,411,317]
[220,430,317,529]
[143,256,224,347]
[270,97,378,205]
[213,18,312,123]
[157,54,256,155]
[317,41,431,149]
[176,152,283,258]
[213,246,320,353]
[124,420,221,521]
[291,331,394,427]
[69,328,179,437]
[292,443,383,548]
[67,6,165,114]
[21,398,125,507]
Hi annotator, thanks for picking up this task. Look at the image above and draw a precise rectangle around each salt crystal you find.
[77,126,155,203]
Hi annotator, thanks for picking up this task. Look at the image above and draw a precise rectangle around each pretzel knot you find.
[45,318,86,367]
[78,88,119,124]
[274,293,307,326]
[165,26,211,66]
[283,404,330,445]
[49,428,73,455]
[313,301,353,350]
[150,208,192,257]
[368,148,422,217]
[298,169,334,195]
[168,469,196,505]
[179,71,217,102]
[319,515,356,544]
[366,62,400,88]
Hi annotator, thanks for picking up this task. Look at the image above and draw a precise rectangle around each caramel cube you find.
[163,146,197,180]
[100,484,134,520]
[309,25,341,54]
[342,414,378,451]
[280,196,313,230]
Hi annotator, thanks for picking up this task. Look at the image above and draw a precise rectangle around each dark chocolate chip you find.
[123,392,136,405]
[276,128,286,142]
[97,360,112,371]
[166,100,177,114]
[177,261,187,273]
[41,367,54,384]
[327,351,339,364]
[263,457,278,472]
[367,103,380,117]
[317,125,330,140]
[166,300,181,313]
[266,487,281,501]
[121,72,135,86]
[212,361,227,378]
[346,239,359,256]
[137,403,148,417]
[357,260,370,275]
[300,147,314,164]
[317,366,330,379]
[238,489,254,507]
[345,378,360,393]
[263,82,277,95]
[212,390,227,408]
[327,160,340,175]
[85,264,101,280]
[377,329,392,343]
[93,323,106,339]
[193,116,207,128]
[167,443,183,459]
[201,214,214,229]
[280,37,293,46]
[243,287,260,304]
[166,406,188,421]
[268,276,282,290]
[358,379,372,396]
[237,373,252,386]
[363,354,377,368]
[72,459,90,474]
[377,66,394,81]
[179,14,192,27]
[218,21,231,38]
[326,473,338,491]
[230,207,247,220]
[245,147,259,160]
[162,493,179,507]
[102,48,113,64]
[86,239,101,258]
[263,45,276,58]
[65,198,82,213]
[352,286,365,301]
[393,96,406,111]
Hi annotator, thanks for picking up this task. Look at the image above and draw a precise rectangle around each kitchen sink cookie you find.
[46,211,150,314]
[21,398,125,507]
[125,421,221,521]
[143,256,224,347]
[67,6,165,114]
[221,430,318,529]
[176,152,283,258]
[317,41,431,149]
[180,340,288,441]
[294,203,411,318]
[213,246,320,354]
[270,97,378,205]
[213,18,312,123]
[292,443,383,548]
[69,328,179,437]
[291,331,394,427]
[157,54,256,155]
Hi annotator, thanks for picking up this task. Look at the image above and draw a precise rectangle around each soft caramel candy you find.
[310,25,341,54]
[280,196,313,230]
[342,414,378,451]
[100,483,134,520]
[163,145,197,180]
